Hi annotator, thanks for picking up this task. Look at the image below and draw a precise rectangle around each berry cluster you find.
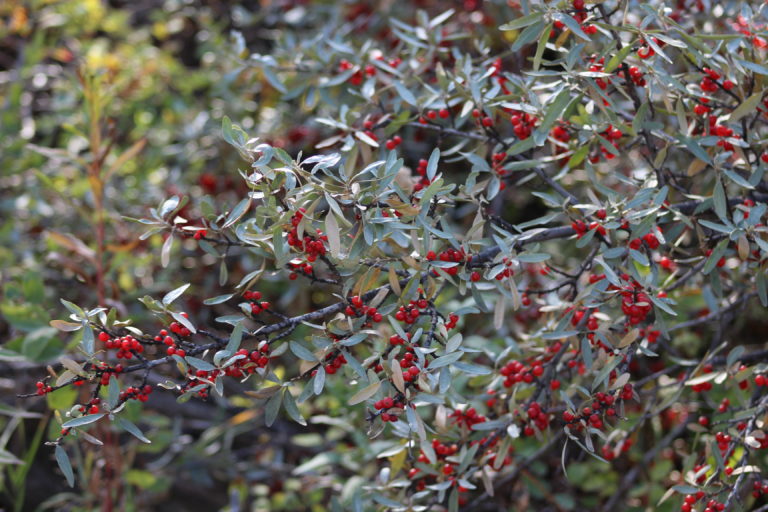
[601,437,633,461]
[413,157,434,192]
[169,315,192,337]
[388,332,412,346]
[424,108,451,120]
[373,396,403,422]
[397,351,422,383]
[588,56,609,91]
[618,65,646,87]
[493,256,516,281]
[500,359,544,388]
[101,332,144,359]
[563,388,629,431]
[571,219,607,238]
[637,37,661,59]
[553,0,597,35]
[426,247,468,276]
[321,351,347,375]
[34,380,53,395]
[286,208,328,274]
[159,328,187,358]
[118,384,153,403]
[243,290,271,314]
[449,406,487,428]
[593,124,623,161]
[619,289,653,326]
[384,135,402,151]
[344,295,383,323]
[710,119,740,152]
[409,439,461,492]
[337,59,375,86]
[522,401,550,435]
[470,108,495,128]
[393,300,428,324]
[509,110,537,140]
[638,327,661,344]
[550,124,572,154]
[628,230,661,250]
[84,363,124,386]
[752,480,768,499]
[77,398,101,415]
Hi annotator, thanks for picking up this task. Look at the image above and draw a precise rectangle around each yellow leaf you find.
[348,380,381,405]
[391,358,405,393]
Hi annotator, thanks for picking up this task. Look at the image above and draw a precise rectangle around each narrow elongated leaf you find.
[290,341,318,361]
[161,234,173,268]
[162,283,190,306]
[348,380,381,405]
[426,148,440,181]
[325,210,341,258]
[713,178,727,222]
[264,389,283,427]
[226,323,244,354]
[107,376,120,409]
[223,198,251,229]
[391,358,405,393]
[50,320,83,332]
[55,445,75,487]
[393,81,417,106]
[203,293,235,305]
[283,390,307,425]
[60,299,85,318]
[116,417,151,443]
[62,413,106,429]
[186,356,216,371]
[171,311,196,333]
[727,92,762,122]
[500,12,543,31]
[552,13,590,41]
[81,323,95,355]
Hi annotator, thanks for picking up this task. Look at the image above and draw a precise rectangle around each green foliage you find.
[3,0,768,511]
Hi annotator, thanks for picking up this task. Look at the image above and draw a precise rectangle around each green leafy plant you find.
[6,1,768,511]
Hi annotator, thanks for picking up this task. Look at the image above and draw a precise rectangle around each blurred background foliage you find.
[0,1,319,510]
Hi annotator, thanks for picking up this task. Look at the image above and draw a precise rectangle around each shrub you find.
[8,1,768,510]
